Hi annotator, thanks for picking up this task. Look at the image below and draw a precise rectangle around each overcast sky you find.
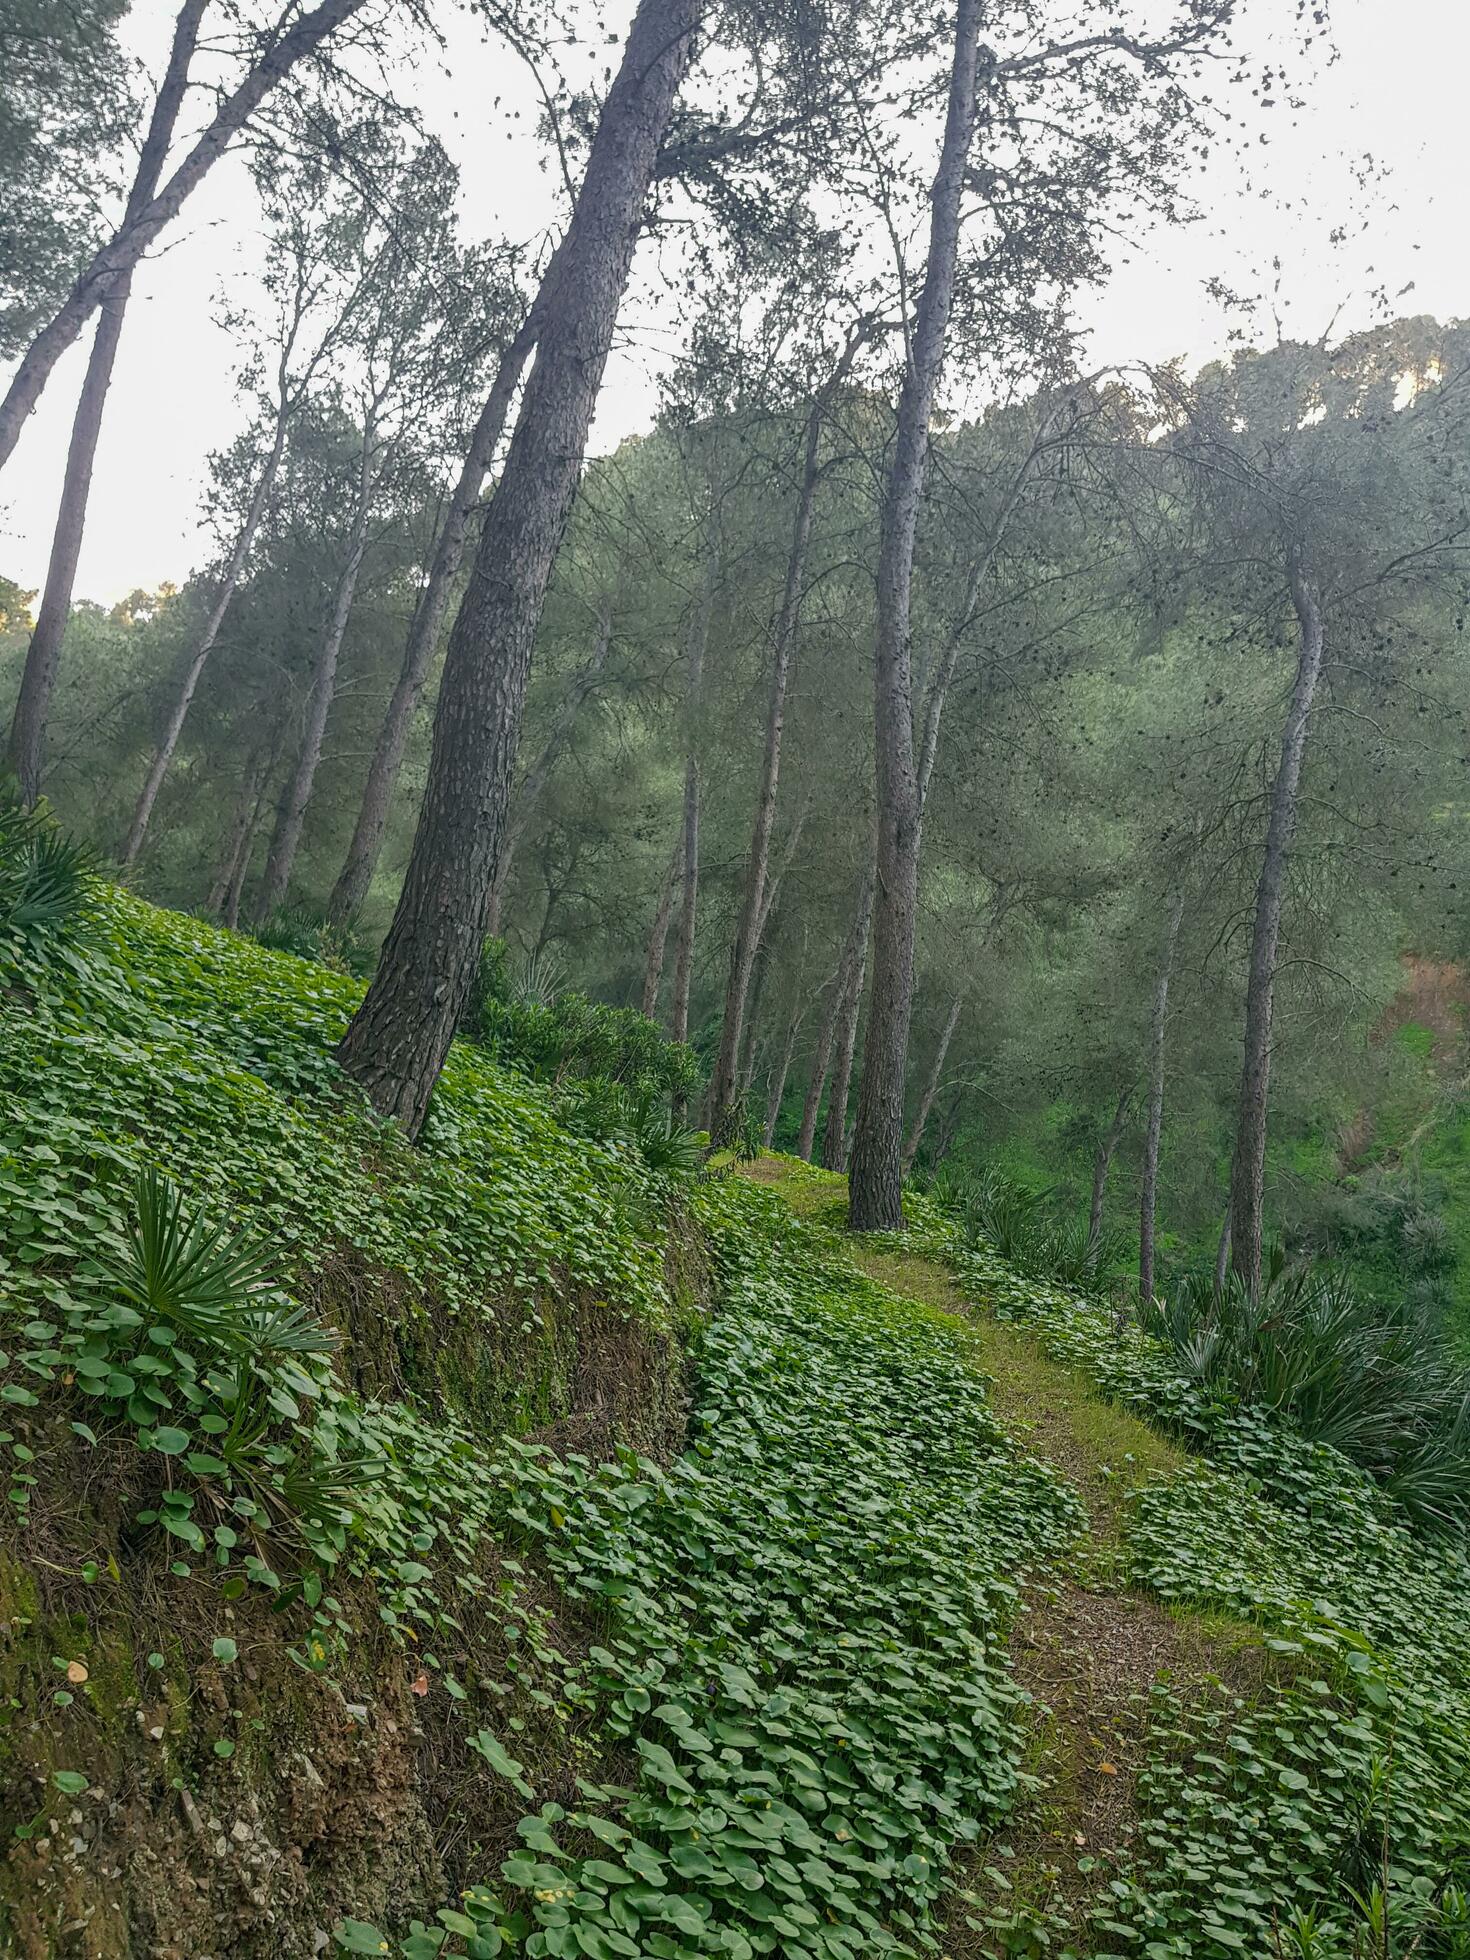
[3,0,1467,604]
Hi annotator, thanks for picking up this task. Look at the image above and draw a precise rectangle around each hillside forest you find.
[3,0,1470,1956]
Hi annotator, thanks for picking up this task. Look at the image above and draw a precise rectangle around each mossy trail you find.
[741,1157,1248,1936]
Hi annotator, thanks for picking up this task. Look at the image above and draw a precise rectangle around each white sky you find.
[2,0,1466,604]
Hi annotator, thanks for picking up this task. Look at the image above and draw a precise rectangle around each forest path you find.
[739,1157,1245,1943]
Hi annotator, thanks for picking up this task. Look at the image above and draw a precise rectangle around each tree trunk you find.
[0,0,370,475]
[707,402,822,1141]
[797,873,873,1161]
[206,742,272,917]
[641,834,683,1019]
[822,917,870,1175]
[485,606,612,936]
[763,1006,800,1151]
[6,0,205,802]
[1138,884,1186,1301]
[1229,551,1326,1296]
[336,0,701,1136]
[1213,1210,1233,1298]
[255,443,374,918]
[121,405,288,864]
[326,295,547,923]
[902,992,962,1177]
[796,986,839,1163]
[931,1085,963,1168]
[1082,1083,1132,1274]
[848,0,984,1231]
[670,552,716,1048]
[737,935,772,1108]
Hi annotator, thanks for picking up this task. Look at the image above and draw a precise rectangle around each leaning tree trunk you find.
[796,984,840,1163]
[822,920,870,1174]
[736,935,773,1108]
[707,402,822,1142]
[121,405,288,864]
[641,835,683,1019]
[763,1003,802,1150]
[848,0,984,1231]
[902,992,963,1177]
[0,0,370,476]
[485,608,612,936]
[221,760,276,929]
[1138,883,1186,1301]
[256,452,374,918]
[797,872,873,1161]
[206,741,272,917]
[1229,551,1326,1296]
[337,0,702,1135]
[326,296,548,924]
[670,554,716,1048]
[6,0,205,803]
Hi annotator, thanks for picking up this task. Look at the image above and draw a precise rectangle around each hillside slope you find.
[1,895,1467,1958]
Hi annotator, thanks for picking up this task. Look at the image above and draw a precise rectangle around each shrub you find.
[0,782,94,962]
[1141,1252,1470,1533]
[249,905,368,975]
[466,938,700,1106]
[938,1164,1124,1294]
[554,1078,703,1179]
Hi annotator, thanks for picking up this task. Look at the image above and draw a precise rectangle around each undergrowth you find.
[4,875,1469,1959]
[344,1178,1085,1958]
[950,1236,1470,1958]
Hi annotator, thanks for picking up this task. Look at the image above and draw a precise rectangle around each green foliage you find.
[1,1164,383,1569]
[469,942,700,1107]
[250,904,369,975]
[0,885,677,1675]
[949,1235,1470,1956]
[556,1081,705,1180]
[941,1166,1124,1294]
[1142,1253,1470,1532]
[343,1175,1083,1960]
[0,786,94,962]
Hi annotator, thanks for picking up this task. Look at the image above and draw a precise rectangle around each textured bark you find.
[641,835,683,1019]
[485,607,612,936]
[707,401,823,1142]
[1138,884,1186,1301]
[822,916,870,1174]
[256,436,375,917]
[0,0,369,474]
[1229,552,1326,1295]
[327,296,547,923]
[848,0,984,1231]
[122,406,288,864]
[7,0,205,802]
[670,553,716,1048]
[902,992,963,1177]
[337,0,701,1135]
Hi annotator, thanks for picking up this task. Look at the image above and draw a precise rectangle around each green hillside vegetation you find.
[1,851,1467,1956]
